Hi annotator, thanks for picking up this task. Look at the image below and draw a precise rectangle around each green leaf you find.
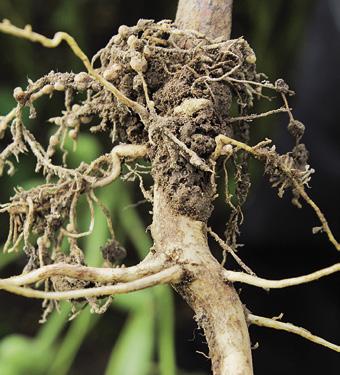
[0,252,18,270]
[62,133,102,168]
[105,304,155,375]
[0,335,53,375]
[36,303,71,350]
[114,289,153,312]
[156,286,176,375]
[115,182,152,259]
[47,307,98,375]
[0,86,16,113]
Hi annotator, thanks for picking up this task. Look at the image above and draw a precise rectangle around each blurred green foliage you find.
[0,0,314,374]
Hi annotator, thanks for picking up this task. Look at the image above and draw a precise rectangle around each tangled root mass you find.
[0,19,314,316]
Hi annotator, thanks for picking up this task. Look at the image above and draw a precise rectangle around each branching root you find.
[248,313,340,353]
[213,134,340,251]
[224,263,340,289]
[0,265,183,300]
[0,257,166,286]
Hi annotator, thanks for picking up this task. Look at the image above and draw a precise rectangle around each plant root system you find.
[0,18,339,367]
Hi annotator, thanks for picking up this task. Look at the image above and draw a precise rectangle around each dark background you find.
[0,1,339,374]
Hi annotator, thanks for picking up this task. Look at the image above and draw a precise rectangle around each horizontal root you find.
[0,265,182,300]
[227,107,288,123]
[1,256,166,286]
[248,313,340,353]
[223,263,340,289]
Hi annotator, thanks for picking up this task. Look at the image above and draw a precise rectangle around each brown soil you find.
[90,20,258,220]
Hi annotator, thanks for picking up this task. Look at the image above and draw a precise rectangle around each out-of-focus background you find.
[0,1,339,374]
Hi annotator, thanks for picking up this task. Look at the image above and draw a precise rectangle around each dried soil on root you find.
[7,20,261,247]
[92,19,259,221]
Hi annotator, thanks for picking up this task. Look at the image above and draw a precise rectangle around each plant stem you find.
[164,2,254,374]
[151,187,253,375]
[176,0,233,39]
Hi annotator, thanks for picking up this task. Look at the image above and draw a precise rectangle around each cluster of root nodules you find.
[0,19,314,316]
